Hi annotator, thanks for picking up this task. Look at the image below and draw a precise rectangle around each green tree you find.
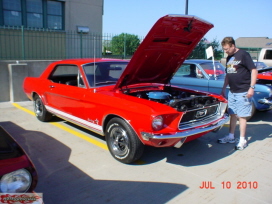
[189,38,223,60]
[111,33,140,57]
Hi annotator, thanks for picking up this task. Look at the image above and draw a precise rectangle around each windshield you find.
[83,62,128,87]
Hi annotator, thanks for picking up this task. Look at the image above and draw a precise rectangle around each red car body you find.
[23,15,229,163]
[257,67,272,84]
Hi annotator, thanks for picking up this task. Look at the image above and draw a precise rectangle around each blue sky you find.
[103,0,272,42]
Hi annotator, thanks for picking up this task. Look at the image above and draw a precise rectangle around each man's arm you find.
[248,68,258,98]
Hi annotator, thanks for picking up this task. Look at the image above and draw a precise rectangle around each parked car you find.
[256,66,272,85]
[0,126,38,193]
[23,15,229,164]
[171,59,272,119]
[253,61,268,70]
[258,48,272,67]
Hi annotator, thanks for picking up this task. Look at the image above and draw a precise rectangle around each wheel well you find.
[31,92,39,100]
[102,114,123,133]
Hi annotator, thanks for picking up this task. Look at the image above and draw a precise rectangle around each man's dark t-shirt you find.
[226,49,255,93]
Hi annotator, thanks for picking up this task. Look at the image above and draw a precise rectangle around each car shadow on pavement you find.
[0,121,188,204]
[140,122,272,166]
[249,109,272,122]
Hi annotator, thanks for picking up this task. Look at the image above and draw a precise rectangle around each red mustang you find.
[23,15,229,163]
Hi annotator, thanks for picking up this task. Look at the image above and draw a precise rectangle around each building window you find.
[3,0,22,26]
[47,0,62,29]
[26,0,43,28]
[1,0,64,30]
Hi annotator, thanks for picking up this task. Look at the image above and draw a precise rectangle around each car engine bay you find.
[126,88,219,112]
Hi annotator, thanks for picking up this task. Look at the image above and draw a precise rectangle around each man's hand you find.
[247,87,254,98]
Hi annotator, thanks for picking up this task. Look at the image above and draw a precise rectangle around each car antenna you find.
[93,36,96,87]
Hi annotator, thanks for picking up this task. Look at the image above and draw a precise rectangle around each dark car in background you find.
[171,59,272,119]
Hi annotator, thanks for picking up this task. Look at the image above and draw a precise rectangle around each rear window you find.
[264,50,272,60]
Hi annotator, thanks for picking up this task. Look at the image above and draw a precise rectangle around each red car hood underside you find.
[115,14,214,89]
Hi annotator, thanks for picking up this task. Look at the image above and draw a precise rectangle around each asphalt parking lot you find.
[0,101,272,204]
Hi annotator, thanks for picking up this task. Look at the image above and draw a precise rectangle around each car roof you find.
[184,59,218,64]
[54,58,129,65]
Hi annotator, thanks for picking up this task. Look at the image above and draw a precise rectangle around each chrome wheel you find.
[33,95,52,122]
[34,98,43,117]
[108,126,130,159]
[106,118,144,164]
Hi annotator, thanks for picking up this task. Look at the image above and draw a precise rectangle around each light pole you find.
[185,0,189,15]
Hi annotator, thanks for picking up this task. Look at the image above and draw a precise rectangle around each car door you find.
[45,64,87,120]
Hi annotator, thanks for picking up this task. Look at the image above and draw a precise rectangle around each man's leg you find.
[229,114,238,134]
[218,114,237,143]
[239,117,247,138]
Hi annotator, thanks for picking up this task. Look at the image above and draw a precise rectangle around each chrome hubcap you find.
[109,126,129,158]
[34,99,43,116]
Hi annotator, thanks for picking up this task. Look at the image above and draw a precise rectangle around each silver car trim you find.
[258,98,272,106]
[141,114,229,140]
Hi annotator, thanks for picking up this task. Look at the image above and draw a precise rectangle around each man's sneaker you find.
[235,140,248,150]
[218,135,236,144]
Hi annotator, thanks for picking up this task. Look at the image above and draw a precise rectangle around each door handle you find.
[49,85,55,88]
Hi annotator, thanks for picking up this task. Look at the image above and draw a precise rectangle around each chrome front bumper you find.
[140,114,229,141]
[258,98,272,107]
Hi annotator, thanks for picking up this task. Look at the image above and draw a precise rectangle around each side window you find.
[48,65,85,87]
[264,50,272,60]
[175,64,191,77]
[176,64,197,78]
[187,64,197,78]
[175,64,204,79]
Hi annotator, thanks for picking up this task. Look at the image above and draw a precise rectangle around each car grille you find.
[179,104,219,130]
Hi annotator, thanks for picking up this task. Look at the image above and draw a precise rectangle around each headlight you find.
[0,169,32,193]
[152,115,164,131]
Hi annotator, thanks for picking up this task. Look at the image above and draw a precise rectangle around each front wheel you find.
[33,95,53,122]
[105,118,144,164]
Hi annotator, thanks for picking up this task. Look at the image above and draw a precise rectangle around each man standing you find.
[219,37,258,150]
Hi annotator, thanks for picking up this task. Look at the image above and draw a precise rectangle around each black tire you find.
[33,95,53,122]
[105,118,144,164]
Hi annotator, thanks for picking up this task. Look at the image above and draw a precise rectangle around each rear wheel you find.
[105,118,144,164]
[33,95,53,122]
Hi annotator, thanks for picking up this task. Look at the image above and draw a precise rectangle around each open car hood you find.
[115,14,214,89]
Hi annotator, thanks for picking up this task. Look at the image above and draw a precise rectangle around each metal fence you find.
[0,26,145,60]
